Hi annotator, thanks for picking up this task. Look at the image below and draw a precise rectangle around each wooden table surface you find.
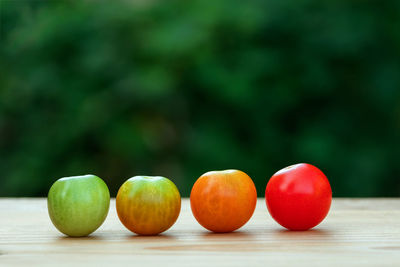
[1,198,399,266]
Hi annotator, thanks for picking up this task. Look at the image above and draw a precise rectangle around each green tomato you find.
[47,174,110,237]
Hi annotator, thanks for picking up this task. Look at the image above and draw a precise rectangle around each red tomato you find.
[190,170,257,233]
[265,163,332,230]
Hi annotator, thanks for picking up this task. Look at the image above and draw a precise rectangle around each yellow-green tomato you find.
[47,174,110,237]
[116,176,181,235]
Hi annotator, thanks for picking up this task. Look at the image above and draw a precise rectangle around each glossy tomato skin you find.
[265,163,332,230]
[47,174,110,237]
[190,170,257,233]
[116,176,181,235]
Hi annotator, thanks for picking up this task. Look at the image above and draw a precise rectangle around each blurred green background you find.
[1,0,400,197]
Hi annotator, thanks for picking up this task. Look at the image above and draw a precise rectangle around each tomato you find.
[47,174,110,237]
[116,176,181,235]
[190,170,257,233]
[265,163,332,230]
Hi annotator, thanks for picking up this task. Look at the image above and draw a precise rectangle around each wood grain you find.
[0,198,399,266]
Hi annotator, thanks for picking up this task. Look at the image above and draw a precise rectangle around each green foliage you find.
[1,0,400,197]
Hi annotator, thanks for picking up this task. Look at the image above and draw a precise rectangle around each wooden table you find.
[1,198,399,266]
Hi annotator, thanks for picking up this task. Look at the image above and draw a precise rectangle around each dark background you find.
[1,0,400,197]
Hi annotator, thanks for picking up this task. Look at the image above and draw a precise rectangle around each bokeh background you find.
[1,0,400,197]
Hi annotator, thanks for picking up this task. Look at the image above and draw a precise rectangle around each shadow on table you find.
[56,235,104,240]
[199,230,254,240]
[52,235,106,246]
[125,233,177,241]
[271,228,333,239]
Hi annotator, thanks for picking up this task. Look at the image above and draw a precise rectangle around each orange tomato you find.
[116,176,181,235]
[190,170,257,233]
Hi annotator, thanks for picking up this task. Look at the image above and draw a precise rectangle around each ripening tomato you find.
[116,176,181,235]
[190,170,257,233]
[265,163,332,230]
